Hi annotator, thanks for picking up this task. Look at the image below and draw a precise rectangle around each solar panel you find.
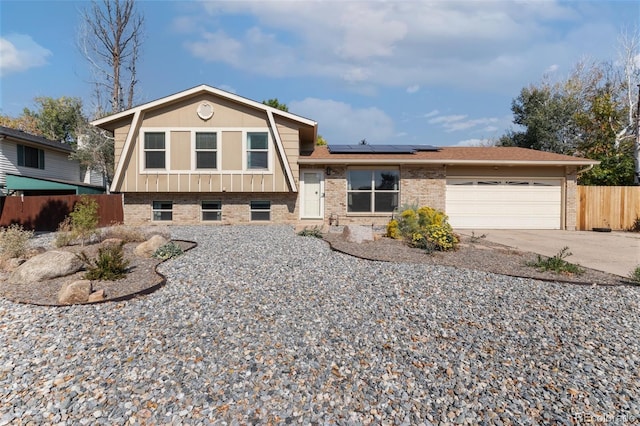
[328,144,439,154]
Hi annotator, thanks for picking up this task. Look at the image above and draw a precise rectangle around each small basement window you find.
[250,200,271,221]
[201,200,222,221]
[152,201,173,221]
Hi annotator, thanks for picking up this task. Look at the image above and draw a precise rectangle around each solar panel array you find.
[327,144,440,154]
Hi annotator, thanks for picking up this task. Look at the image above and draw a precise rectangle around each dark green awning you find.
[5,174,105,195]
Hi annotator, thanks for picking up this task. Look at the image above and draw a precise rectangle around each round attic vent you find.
[197,102,214,120]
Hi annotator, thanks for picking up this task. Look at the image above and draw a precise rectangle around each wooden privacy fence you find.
[0,194,123,231]
[577,186,640,231]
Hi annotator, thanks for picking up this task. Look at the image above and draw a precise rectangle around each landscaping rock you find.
[88,289,106,303]
[3,258,25,271]
[57,280,92,304]
[134,235,169,258]
[101,238,124,247]
[342,225,374,243]
[10,250,83,283]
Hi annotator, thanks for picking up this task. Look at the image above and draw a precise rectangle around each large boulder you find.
[10,250,84,283]
[342,225,374,244]
[134,235,169,258]
[58,280,92,305]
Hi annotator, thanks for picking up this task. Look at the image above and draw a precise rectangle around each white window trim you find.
[346,167,400,215]
[191,131,219,171]
[140,128,170,172]
[242,129,273,174]
[201,200,222,222]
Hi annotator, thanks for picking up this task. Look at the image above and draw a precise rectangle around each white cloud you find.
[545,64,560,73]
[406,84,420,94]
[289,98,394,144]
[178,1,617,93]
[429,115,499,133]
[424,110,439,118]
[0,34,51,77]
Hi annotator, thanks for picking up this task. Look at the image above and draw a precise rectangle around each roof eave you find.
[298,158,601,166]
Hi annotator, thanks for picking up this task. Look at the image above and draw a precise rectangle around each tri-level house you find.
[91,85,598,230]
[0,126,105,196]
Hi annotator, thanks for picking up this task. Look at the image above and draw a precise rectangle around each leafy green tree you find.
[262,98,289,112]
[2,97,85,143]
[499,58,637,185]
[0,113,40,135]
[69,196,100,246]
[316,134,327,146]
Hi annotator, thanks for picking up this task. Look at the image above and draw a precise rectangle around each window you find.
[144,132,166,169]
[195,132,217,169]
[246,132,269,170]
[201,200,222,221]
[152,201,172,221]
[347,169,399,213]
[17,144,45,169]
[250,200,271,221]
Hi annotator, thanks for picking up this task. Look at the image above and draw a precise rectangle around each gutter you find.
[298,158,600,167]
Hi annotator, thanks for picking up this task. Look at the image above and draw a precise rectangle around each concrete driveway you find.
[460,229,640,278]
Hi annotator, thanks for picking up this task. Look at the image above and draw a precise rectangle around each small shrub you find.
[628,216,640,233]
[54,217,74,247]
[78,242,130,280]
[526,246,583,275]
[297,226,323,238]
[152,242,184,260]
[69,196,99,246]
[629,266,640,284]
[469,231,487,243]
[386,219,401,239]
[390,205,458,252]
[0,224,34,259]
[411,232,437,253]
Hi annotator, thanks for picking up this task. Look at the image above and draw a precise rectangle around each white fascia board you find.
[110,109,143,193]
[92,84,317,128]
[267,110,297,192]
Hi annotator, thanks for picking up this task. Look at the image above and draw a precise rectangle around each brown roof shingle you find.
[299,146,598,166]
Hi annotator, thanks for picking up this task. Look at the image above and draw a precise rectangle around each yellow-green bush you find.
[386,219,401,239]
[388,206,458,252]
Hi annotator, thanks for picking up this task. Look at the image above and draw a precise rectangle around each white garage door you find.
[446,179,562,229]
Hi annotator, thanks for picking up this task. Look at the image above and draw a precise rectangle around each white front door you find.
[302,171,323,218]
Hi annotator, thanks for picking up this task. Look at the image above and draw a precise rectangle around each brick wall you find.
[318,165,446,227]
[123,192,298,225]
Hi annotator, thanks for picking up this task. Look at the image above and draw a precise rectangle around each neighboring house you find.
[0,126,105,195]
[91,85,598,230]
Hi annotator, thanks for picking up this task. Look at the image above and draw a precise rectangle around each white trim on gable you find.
[267,110,297,192]
[111,109,143,193]
[91,84,317,128]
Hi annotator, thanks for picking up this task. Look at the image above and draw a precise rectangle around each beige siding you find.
[170,131,191,170]
[141,94,268,128]
[221,131,242,170]
[275,117,302,187]
[110,93,306,193]
[112,122,131,172]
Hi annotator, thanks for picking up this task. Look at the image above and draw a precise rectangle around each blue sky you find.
[1,0,639,146]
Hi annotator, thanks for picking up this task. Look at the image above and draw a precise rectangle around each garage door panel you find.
[446,179,561,229]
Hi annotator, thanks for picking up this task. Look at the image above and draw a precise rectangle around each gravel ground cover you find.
[1,225,639,425]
